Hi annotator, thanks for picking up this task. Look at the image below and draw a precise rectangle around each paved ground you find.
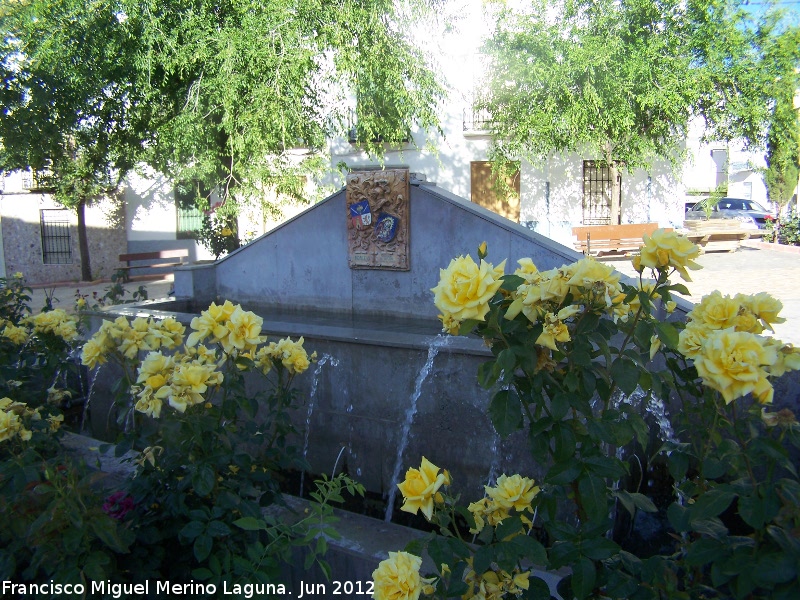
[24,242,800,346]
[27,274,175,315]
[606,242,800,346]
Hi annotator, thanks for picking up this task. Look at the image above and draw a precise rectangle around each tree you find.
[2,0,445,259]
[120,0,444,245]
[761,22,800,216]
[478,0,799,224]
[1,0,145,281]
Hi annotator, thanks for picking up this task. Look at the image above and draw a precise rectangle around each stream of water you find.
[384,334,450,523]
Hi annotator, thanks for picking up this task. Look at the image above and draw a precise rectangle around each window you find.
[40,209,73,264]
[175,184,206,239]
[470,161,520,222]
[582,161,621,225]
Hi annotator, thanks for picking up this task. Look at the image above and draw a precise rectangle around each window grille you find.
[22,172,33,190]
[40,209,73,264]
[176,205,205,239]
[463,107,494,132]
[582,161,615,225]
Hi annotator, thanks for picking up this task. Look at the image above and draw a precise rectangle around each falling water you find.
[299,354,339,496]
[81,364,102,434]
[384,334,451,523]
[485,432,501,488]
[646,395,677,444]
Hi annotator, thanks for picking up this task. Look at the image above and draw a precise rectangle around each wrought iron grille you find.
[40,209,73,264]
[463,107,494,132]
[582,161,613,225]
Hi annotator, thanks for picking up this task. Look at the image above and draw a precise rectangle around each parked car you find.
[684,197,773,229]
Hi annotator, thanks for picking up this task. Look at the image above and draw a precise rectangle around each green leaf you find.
[689,487,736,522]
[629,492,658,513]
[552,423,577,462]
[578,474,609,523]
[473,545,494,576]
[477,360,499,389]
[192,464,216,497]
[193,533,213,563]
[509,535,548,567]
[233,517,267,531]
[610,358,639,395]
[580,537,620,561]
[667,503,691,532]
[550,392,570,421]
[489,388,523,438]
[192,568,213,581]
[654,321,680,350]
[685,538,723,567]
[206,520,231,537]
[90,518,132,554]
[546,460,581,485]
[180,520,206,541]
[570,557,596,600]
[496,348,516,376]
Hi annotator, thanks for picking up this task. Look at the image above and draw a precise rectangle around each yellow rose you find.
[81,338,108,369]
[372,551,426,600]
[397,456,448,520]
[485,474,539,512]
[187,300,237,347]
[431,255,506,323]
[135,394,164,419]
[535,314,570,351]
[565,257,620,294]
[2,324,29,345]
[688,291,741,331]
[0,409,22,442]
[738,292,786,330]
[638,229,701,281]
[693,329,778,404]
[677,321,711,359]
[514,257,539,282]
[223,307,264,353]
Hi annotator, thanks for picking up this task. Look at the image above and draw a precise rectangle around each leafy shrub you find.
[378,232,800,599]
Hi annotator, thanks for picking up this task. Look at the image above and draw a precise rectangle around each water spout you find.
[384,334,451,522]
[299,354,339,496]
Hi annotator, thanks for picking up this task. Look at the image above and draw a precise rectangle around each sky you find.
[743,0,800,24]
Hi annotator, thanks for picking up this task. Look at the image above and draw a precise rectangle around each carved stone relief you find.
[346,169,409,270]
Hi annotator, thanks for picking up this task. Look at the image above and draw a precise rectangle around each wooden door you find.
[470,161,521,222]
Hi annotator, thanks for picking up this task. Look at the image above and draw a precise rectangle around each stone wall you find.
[0,192,127,284]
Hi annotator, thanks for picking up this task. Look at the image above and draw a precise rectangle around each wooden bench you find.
[572,223,667,256]
[118,249,189,281]
[682,220,762,253]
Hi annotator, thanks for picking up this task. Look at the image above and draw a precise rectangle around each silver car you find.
[684,197,772,229]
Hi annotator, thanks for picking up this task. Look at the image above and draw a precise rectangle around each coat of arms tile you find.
[346,169,409,270]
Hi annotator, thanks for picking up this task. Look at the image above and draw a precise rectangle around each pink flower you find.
[102,491,135,520]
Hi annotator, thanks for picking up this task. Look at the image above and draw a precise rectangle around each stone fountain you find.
[85,170,586,505]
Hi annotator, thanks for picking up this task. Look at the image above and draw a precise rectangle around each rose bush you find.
[375,231,800,599]
[2,287,362,588]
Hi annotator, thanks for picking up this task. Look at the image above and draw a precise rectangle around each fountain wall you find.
[85,171,800,509]
[85,172,586,504]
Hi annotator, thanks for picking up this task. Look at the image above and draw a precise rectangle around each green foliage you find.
[2,295,360,588]
[0,274,84,413]
[764,211,800,246]
[399,239,800,598]
[75,270,149,311]
[480,0,799,177]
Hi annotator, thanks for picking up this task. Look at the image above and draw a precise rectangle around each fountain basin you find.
[83,302,543,506]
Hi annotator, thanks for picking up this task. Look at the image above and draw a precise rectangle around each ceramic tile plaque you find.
[346,169,409,270]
